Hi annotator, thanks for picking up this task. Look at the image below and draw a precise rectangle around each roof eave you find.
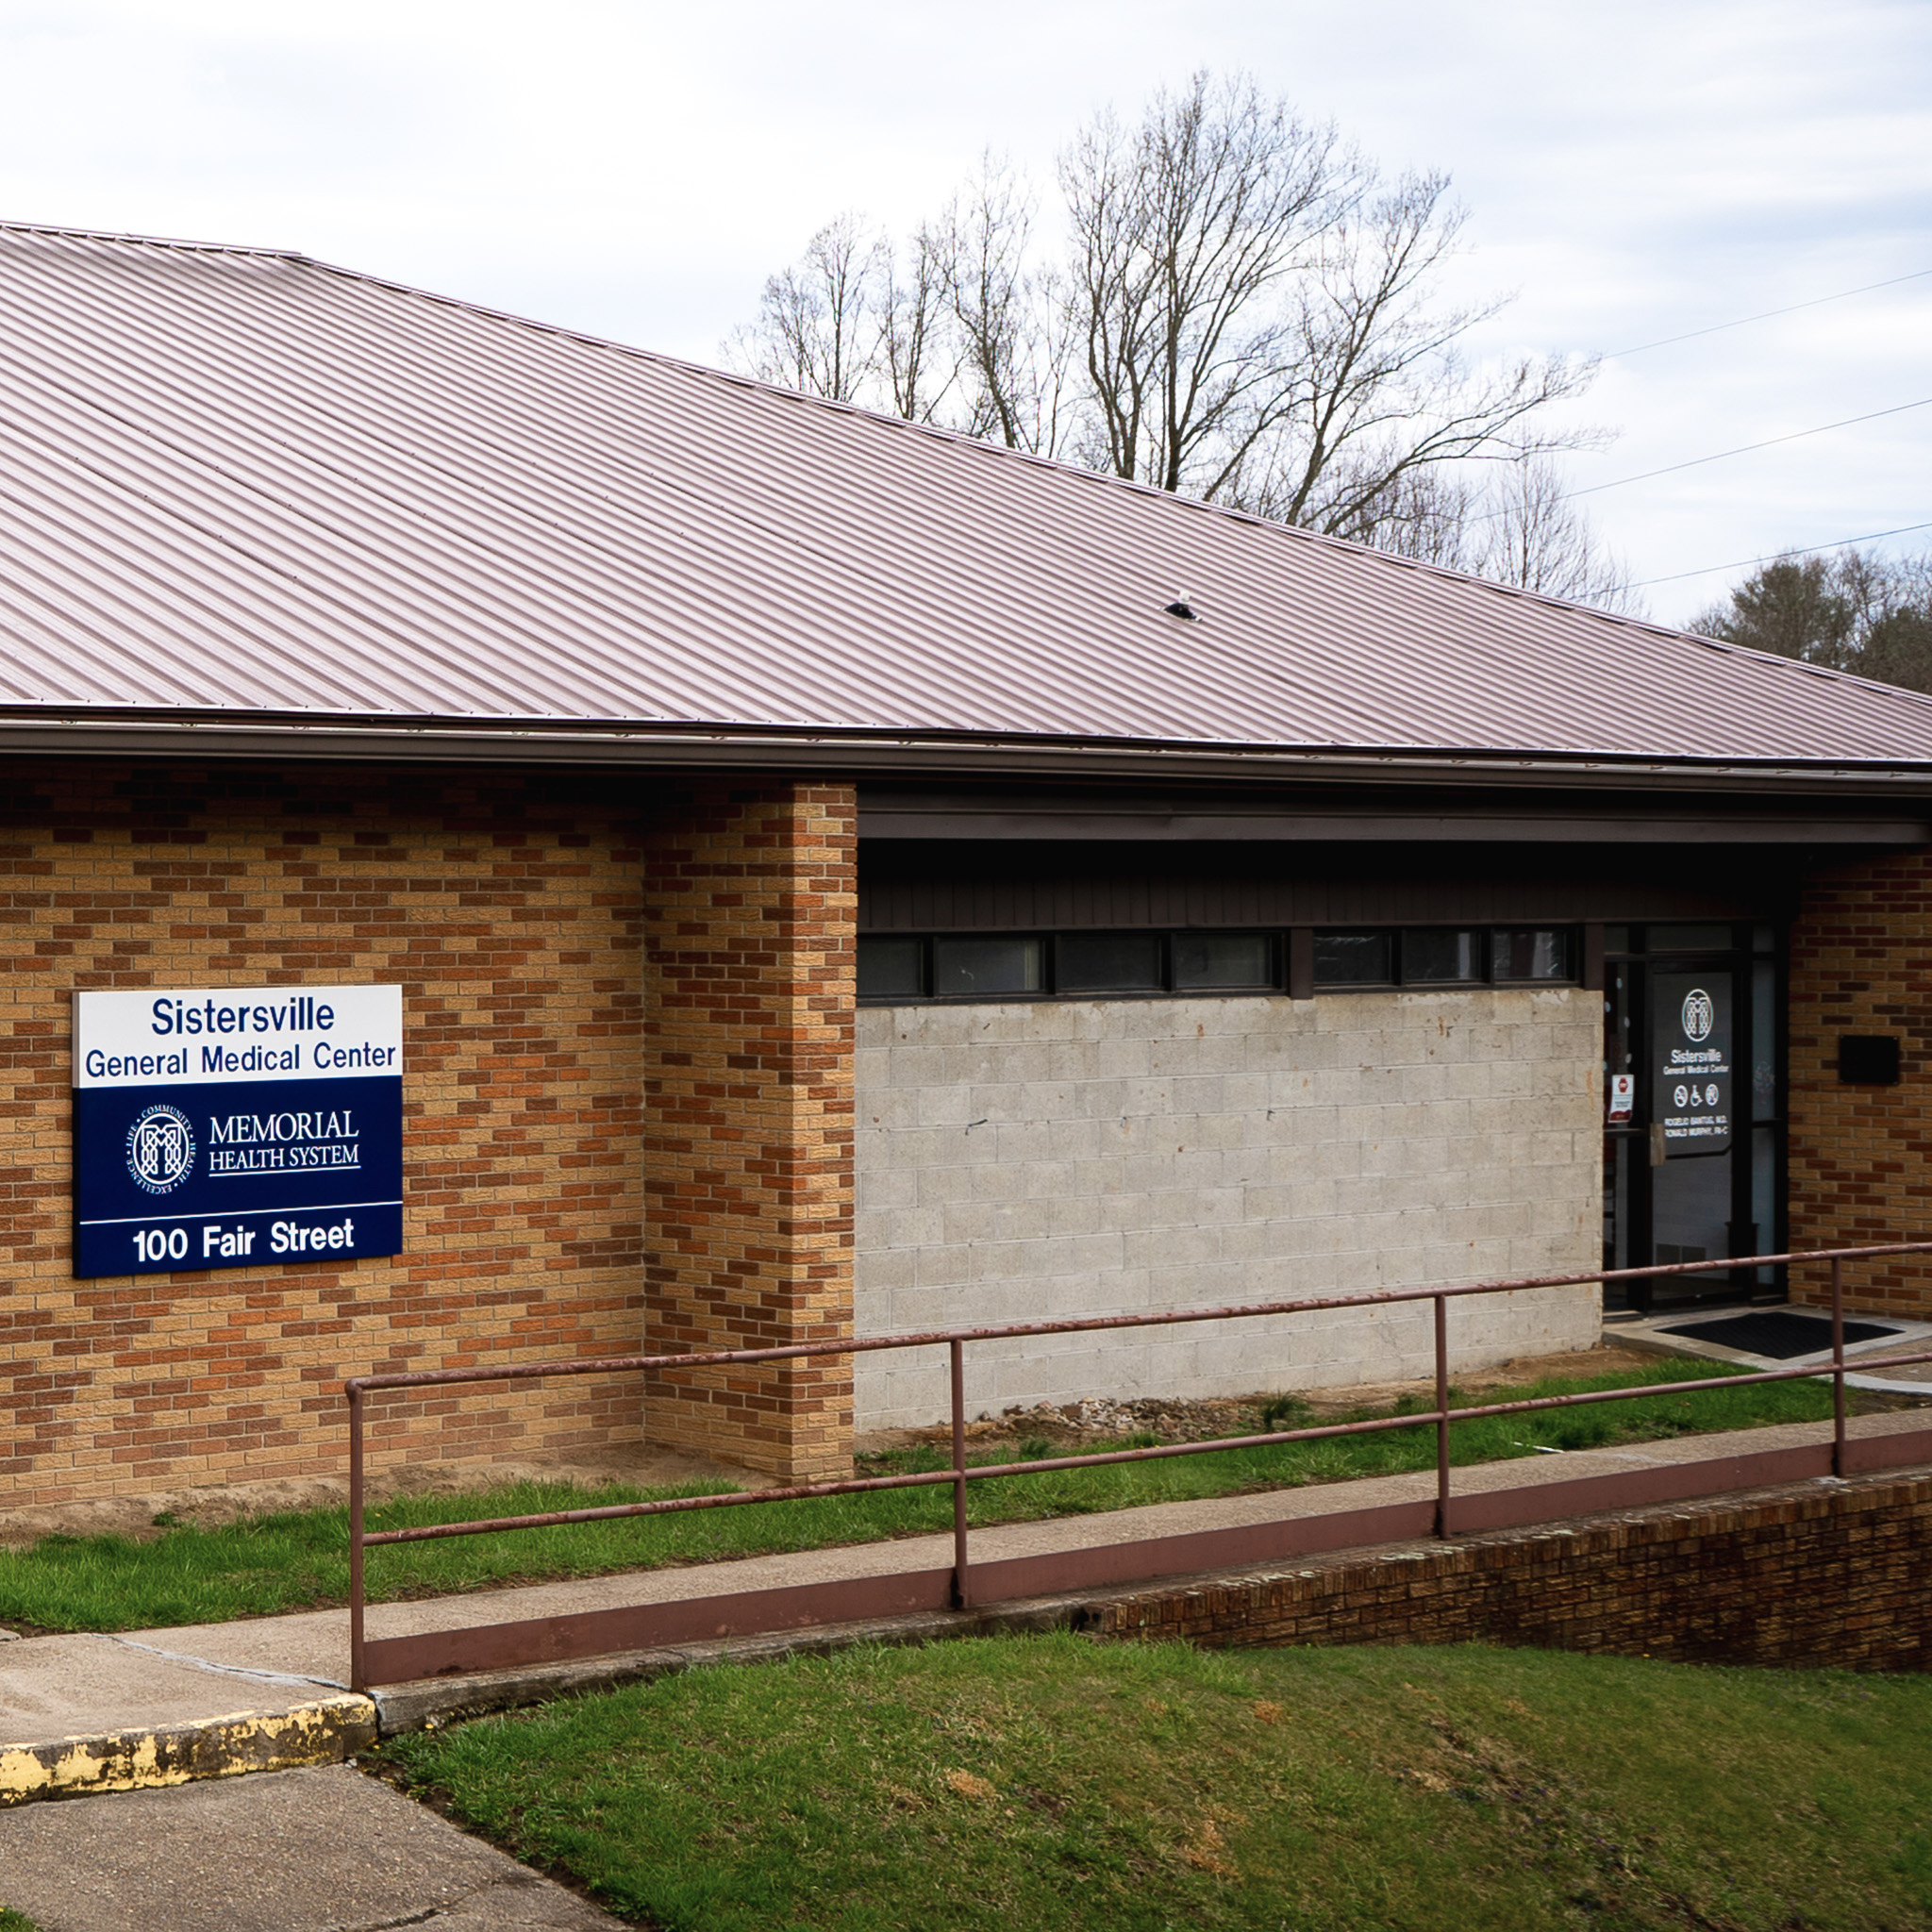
[4,708,1932,799]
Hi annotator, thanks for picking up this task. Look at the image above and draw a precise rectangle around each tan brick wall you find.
[1788,848,1932,1316]
[0,761,648,1507]
[641,782,857,1481]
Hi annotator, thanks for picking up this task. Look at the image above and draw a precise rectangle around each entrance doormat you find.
[1661,1310,1901,1360]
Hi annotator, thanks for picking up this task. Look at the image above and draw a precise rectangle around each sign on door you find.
[1652,973,1732,1158]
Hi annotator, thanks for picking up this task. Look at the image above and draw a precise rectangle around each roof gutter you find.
[3,709,1932,801]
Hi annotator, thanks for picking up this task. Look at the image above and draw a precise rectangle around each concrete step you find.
[0,1632,374,1805]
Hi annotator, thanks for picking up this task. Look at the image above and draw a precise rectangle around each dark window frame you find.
[928,932,1050,1002]
[1173,929,1280,994]
[856,933,930,1001]
[1054,930,1170,997]
[1488,926,1577,987]
[1398,926,1485,988]
[858,925,1583,1005]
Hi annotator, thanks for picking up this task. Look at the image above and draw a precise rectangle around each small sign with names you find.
[1653,973,1732,1158]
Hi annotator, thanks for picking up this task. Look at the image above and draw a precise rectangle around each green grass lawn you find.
[0,1911,42,1932]
[0,1360,1849,1635]
[377,1633,1932,1932]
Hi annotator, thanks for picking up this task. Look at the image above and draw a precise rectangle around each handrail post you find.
[1831,1257,1846,1478]
[949,1339,971,1608]
[1433,1293,1451,1539]
[348,1383,366,1694]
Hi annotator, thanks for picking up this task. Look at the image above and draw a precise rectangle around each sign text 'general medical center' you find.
[74,985,403,1278]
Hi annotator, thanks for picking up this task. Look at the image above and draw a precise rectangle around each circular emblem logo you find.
[1680,989,1715,1042]
[126,1105,195,1193]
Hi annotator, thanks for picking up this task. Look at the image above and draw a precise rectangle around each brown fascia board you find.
[857,808,1931,845]
[4,708,1932,808]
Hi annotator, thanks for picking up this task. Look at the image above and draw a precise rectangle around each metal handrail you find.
[344,1242,1932,1691]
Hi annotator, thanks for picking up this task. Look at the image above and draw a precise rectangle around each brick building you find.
[3,222,1930,1507]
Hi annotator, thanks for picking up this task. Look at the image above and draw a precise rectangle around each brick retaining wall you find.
[1087,1471,1932,1671]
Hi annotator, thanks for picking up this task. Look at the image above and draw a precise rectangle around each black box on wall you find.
[1838,1035,1902,1085]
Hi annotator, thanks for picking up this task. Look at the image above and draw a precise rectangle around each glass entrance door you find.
[1602,924,1783,1314]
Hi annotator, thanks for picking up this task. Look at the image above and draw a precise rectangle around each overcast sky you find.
[1,0,1926,625]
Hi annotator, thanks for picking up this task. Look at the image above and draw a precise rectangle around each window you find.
[1174,932,1274,990]
[1057,933,1163,993]
[1313,932,1393,986]
[1491,928,1570,982]
[1402,928,1480,984]
[931,936,1043,998]
[857,937,924,1000]
[858,925,1580,1002]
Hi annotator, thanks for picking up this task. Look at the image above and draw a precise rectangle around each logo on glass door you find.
[1680,988,1715,1042]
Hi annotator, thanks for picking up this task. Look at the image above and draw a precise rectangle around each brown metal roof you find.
[3,218,1931,774]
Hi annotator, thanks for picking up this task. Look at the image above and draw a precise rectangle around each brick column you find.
[641,781,857,1480]
[1788,847,1932,1316]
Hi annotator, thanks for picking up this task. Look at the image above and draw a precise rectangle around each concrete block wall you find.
[1788,847,1932,1316]
[854,989,1601,1429]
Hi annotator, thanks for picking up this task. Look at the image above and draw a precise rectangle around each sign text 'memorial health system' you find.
[73,985,403,1278]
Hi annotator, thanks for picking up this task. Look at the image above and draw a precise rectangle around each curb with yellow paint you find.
[0,1694,377,1806]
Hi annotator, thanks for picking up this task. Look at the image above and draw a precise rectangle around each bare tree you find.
[1373,457,1640,613]
[1469,458,1637,611]
[876,226,957,425]
[1223,177,1594,536]
[727,214,883,403]
[1348,461,1479,570]
[725,69,1608,577]
[939,157,1073,455]
[1059,74,1343,494]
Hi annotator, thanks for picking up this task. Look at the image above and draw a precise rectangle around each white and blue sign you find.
[73,985,403,1278]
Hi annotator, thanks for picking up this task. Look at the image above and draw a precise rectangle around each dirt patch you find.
[1293,1345,1669,1417]
[0,1441,746,1549]
[854,1343,1691,1458]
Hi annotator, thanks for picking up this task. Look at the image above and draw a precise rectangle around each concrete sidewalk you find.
[0,1762,625,1931]
[4,1407,1929,1807]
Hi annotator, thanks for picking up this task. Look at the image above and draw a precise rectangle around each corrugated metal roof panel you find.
[3,220,1931,766]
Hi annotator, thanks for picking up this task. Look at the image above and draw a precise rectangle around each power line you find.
[1458,392,1932,525]
[1604,266,1932,358]
[1567,396,1932,499]
[1629,520,1932,589]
